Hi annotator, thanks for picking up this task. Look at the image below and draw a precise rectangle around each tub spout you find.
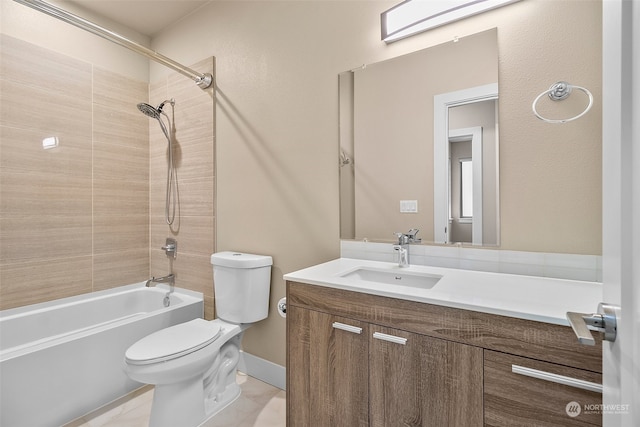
[145,273,175,287]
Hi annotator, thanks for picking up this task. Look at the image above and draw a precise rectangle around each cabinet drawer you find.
[484,350,602,427]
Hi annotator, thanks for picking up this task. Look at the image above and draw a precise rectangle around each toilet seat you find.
[125,319,221,365]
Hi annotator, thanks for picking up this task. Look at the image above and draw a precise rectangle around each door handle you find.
[372,332,407,345]
[332,322,363,334]
[566,302,618,345]
[511,365,603,393]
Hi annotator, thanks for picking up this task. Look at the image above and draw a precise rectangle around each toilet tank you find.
[210,252,272,324]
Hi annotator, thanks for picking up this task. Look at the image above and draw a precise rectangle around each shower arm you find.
[13,0,213,90]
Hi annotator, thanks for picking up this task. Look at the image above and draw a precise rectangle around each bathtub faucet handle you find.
[161,238,177,259]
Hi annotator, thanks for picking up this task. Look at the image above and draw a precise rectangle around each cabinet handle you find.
[511,365,602,393]
[372,332,407,345]
[332,322,362,334]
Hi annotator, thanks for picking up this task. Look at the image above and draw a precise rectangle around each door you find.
[601,1,639,425]
[287,306,369,427]
[369,325,483,427]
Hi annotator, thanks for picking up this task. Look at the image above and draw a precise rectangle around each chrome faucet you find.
[145,273,175,287]
[393,244,409,267]
[393,229,421,268]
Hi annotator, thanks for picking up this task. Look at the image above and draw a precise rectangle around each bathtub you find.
[0,283,203,427]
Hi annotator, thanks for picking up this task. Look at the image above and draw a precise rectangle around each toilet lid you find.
[125,318,221,365]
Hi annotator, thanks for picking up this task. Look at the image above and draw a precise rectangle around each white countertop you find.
[283,258,603,326]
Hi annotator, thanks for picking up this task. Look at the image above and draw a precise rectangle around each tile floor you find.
[65,373,286,427]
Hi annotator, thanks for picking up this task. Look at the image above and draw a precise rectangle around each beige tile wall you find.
[149,58,216,319]
[92,66,150,292]
[0,35,150,309]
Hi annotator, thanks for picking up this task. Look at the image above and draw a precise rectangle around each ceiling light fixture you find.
[381,0,522,43]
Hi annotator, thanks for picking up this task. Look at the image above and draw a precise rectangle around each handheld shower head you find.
[137,98,178,226]
[137,99,176,142]
[137,99,175,119]
[137,102,161,119]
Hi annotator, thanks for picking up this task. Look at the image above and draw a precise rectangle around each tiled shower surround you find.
[0,35,216,318]
[149,59,216,318]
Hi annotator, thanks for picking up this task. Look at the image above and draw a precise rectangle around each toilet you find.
[124,251,272,427]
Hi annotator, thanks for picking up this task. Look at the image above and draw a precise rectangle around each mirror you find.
[339,28,499,245]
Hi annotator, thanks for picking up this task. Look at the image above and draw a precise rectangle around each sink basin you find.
[340,267,442,289]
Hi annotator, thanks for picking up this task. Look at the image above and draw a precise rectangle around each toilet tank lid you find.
[211,251,273,268]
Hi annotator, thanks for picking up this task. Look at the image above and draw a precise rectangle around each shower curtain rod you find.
[13,0,213,89]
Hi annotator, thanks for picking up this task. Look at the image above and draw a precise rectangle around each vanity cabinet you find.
[286,281,603,427]
[287,304,483,427]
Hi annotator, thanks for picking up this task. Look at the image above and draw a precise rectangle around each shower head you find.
[137,99,175,120]
[136,98,178,226]
[137,102,161,119]
[138,99,175,142]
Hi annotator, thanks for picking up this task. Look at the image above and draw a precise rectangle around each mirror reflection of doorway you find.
[434,84,499,246]
[448,127,482,244]
[449,140,473,243]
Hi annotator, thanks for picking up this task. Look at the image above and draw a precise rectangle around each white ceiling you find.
[66,0,210,37]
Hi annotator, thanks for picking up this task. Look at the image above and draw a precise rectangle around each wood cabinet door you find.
[484,350,602,427]
[287,305,369,427]
[369,325,483,427]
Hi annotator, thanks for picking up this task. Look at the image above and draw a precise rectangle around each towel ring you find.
[532,81,593,124]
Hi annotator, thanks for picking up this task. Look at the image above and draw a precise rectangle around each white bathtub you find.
[0,283,203,427]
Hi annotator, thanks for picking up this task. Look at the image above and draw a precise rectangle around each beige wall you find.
[1,1,151,309]
[0,34,150,309]
[1,2,216,315]
[151,0,602,367]
[0,0,602,369]
[0,0,149,81]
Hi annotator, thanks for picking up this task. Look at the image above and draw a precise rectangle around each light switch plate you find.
[400,200,418,213]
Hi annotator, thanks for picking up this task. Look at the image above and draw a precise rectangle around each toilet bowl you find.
[123,252,272,427]
[124,318,246,427]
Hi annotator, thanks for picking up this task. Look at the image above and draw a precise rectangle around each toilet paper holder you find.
[277,297,287,318]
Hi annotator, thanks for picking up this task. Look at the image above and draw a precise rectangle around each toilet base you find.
[201,382,241,424]
[145,331,245,427]
[150,378,207,427]
[148,374,243,427]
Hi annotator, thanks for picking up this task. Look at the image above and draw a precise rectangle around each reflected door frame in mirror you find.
[433,83,498,244]
[449,126,483,244]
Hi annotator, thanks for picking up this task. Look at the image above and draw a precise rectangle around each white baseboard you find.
[238,351,286,391]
